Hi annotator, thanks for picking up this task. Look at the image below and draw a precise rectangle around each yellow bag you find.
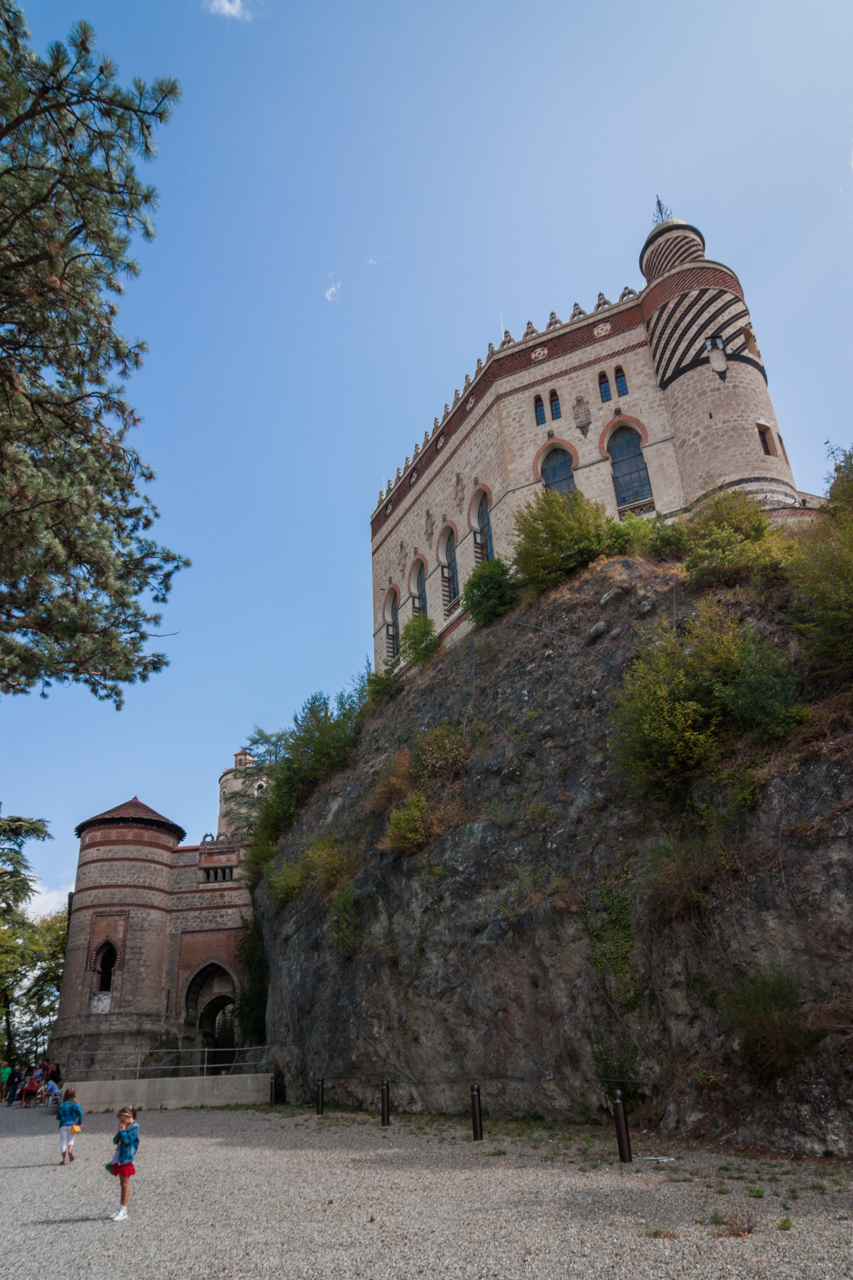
[71,1124,81,1133]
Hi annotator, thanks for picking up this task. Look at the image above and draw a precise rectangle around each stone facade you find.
[371,219,812,669]
[49,755,255,1070]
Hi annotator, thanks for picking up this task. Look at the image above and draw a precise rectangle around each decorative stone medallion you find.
[466,396,475,411]
[531,346,549,362]
[593,321,612,339]
[436,433,446,451]
[409,468,419,486]
[573,394,592,438]
[385,500,393,516]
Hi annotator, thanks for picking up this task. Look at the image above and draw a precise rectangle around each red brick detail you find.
[82,828,177,852]
[598,415,649,459]
[640,265,742,322]
[88,912,129,969]
[532,438,579,480]
[178,929,246,1004]
[78,852,176,871]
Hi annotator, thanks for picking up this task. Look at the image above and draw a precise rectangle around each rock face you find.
[259,558,853,1155]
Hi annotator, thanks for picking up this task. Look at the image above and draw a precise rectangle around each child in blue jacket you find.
[107,1106,139,1221]
[56,1088,83,1164]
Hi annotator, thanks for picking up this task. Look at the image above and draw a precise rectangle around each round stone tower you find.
[50,797,187,1065]
[639,219,799,509]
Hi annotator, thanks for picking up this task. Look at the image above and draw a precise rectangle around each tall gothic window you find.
[608,426,653,508]
[542,447,576,496]
[386,591,400,661]
[441,530,459,614]
[475,493,494,562]
[550,390,561,420]
[415,562,428,616]
[96,942,117,993]
[534,395,546,425]
[615,366,628,397]
[598,372,612,403]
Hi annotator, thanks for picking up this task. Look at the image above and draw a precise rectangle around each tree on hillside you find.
[0,808,49,1057]
[0,3,188,709]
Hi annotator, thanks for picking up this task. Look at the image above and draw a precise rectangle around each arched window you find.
[414,562,428,617]
[441,530,459,616]
[608,426,653,509]
[615,367,628,397]
[96,943,117,993]
[541,448,576,496]
[475,492,494,563]
[534,395,546,426]
[385,591,400,662]
[598,372,612,403]
[550,390,561,420]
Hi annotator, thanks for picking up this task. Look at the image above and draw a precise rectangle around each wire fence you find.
[66,1045,271,1082]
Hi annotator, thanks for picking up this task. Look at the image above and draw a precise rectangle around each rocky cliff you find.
[258,556,853,1156]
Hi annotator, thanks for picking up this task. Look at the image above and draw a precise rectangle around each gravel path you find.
[2,1103,851,1278]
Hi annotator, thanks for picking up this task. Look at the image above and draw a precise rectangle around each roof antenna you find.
[499,312,504,342]
[653,195,672,226]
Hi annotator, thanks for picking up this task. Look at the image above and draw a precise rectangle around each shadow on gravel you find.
[31,1216,106,1225]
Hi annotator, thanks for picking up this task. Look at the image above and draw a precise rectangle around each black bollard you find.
[316,1077,324,1116]
[612,1089,632,1164]
[470,1083,483,1142]
[381,1079,391,1127]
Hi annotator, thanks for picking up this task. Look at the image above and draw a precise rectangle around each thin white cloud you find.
[367,258,377,266]
[205,0,251,20]
[325,282,340,301]
[27,880,74,920]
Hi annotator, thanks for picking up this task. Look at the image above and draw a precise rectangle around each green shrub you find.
[244,676,367,892]
[411,722,468,781]
[788,509,853,677]
[691,490,770,542]
[686,526,790,590]
[326,881,361,957]
[611,598,799,796]
[512,489,625,594]
[826,443,853,513]
[304,836,351,898]
[366,664,404,704]
[621,512,690,561]
[381,791,434,855]
[268,859,308,911]
[399,614,441,667]
[646,839,731,921]
[461,556,520,627]
[721,968,822,1080]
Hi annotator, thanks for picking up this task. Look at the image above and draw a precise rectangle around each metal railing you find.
[66,1045,271,1082]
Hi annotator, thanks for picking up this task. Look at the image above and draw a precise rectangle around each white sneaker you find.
[109,1207,128,1221]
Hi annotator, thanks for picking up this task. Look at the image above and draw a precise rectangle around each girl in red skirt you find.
[107,1105,139,1221]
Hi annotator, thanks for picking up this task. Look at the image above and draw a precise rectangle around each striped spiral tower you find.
[640,219,798,509]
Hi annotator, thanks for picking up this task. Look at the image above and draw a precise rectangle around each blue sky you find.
[6,0,853,910]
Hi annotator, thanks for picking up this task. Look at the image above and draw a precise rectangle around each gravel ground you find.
[2,1103,851,1279]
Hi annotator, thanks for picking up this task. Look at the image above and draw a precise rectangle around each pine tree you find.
[0,3,188,707]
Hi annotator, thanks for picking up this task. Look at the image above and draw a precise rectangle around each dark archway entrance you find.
[185,963,237,1070]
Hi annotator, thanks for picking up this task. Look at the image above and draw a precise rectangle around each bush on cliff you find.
[611,598,799,796]
[399,614,441,667]
[381,791,435,855]
[788,508,853,678]
[411,722,469,781]
[683,491,791,590]
[721,968,822,1080]
[513,490,626,594]
[621,511,691,561]
[243,675,367,892]
[461,556,520,627]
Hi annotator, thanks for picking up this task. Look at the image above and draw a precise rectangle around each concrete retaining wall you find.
[68,1073,273,1112]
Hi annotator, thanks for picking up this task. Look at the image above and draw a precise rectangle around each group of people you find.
[1,1059,62,1107]
[54,1089,140,1221]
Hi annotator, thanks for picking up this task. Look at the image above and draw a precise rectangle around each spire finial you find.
[652,195,673,226]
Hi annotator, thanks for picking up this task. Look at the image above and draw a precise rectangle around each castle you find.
[371,218,814,671]
[48,753,257,1067]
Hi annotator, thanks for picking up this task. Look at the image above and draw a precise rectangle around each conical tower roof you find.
[75,796,186,841]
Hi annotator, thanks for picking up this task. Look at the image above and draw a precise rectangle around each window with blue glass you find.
[541,447,576,496]
[534,395,546,426]
[476,492,494,562]
[599,371,612,403]
[415,562,428,616]
[550,390,561,420]
[607,426,653,509]
[615,366,628,397]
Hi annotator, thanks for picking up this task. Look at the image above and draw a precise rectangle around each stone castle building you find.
[49,753,259,1068]
[371,218,814,670]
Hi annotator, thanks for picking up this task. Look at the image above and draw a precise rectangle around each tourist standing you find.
[107,1106,139,1221]
[57,1088,83,1164]
[0,1060,9,1102]
[5,1064,22,1105]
